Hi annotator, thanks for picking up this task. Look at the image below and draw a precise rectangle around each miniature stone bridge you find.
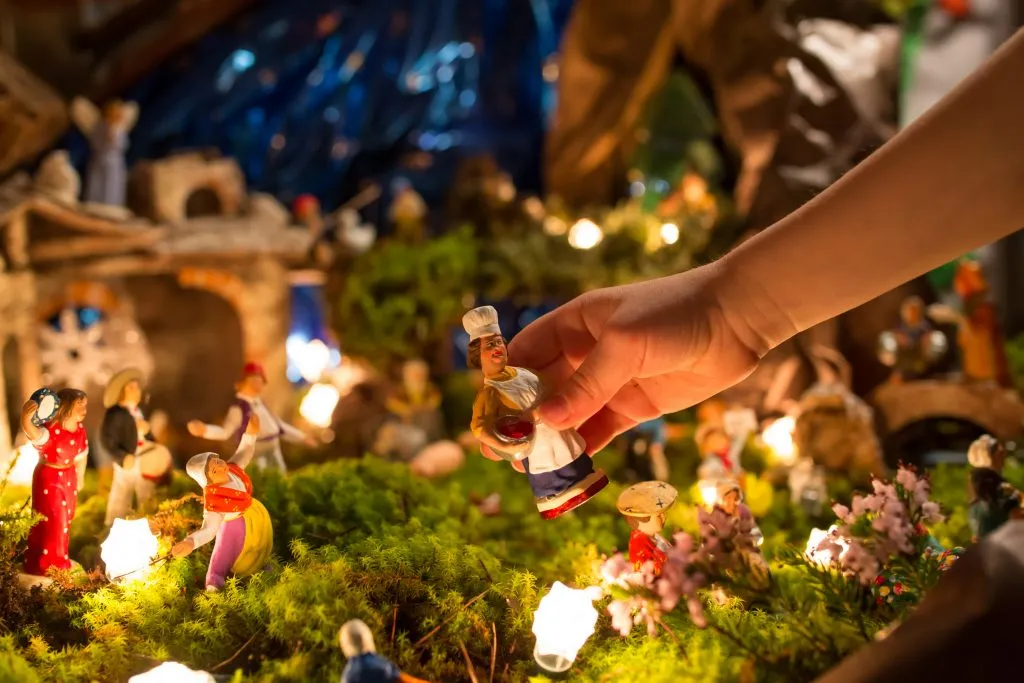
[871,380,1024,442]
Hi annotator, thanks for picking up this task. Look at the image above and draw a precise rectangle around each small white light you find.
[532,582,600,672]
[659,222,680,245]
[300,383,341,428]
[804,526,848,567]
[568,219,603,250]
[128,662,214,683]
[101,518,160,584]
[761,416,797,466]
[2,444,40,488]
[698,480,719,507]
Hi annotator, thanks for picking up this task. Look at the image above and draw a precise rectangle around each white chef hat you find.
[185,452,217,488]
[339,619,376,657]
[462,306,502,341]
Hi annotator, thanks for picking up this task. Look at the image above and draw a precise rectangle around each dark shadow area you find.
[883,417,986,470]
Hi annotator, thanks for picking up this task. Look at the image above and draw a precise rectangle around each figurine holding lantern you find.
[171,416,274,591]
[465,306,608,519]
[19,387,90,584]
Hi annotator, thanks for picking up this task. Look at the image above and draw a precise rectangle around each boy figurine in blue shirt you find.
[623,417,670,482]
[339,619,429,683]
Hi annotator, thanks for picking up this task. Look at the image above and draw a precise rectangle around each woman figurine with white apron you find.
[465,306,608,519]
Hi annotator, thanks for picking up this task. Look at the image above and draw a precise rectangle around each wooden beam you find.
[26,197,154,235]
[28,229,167,263]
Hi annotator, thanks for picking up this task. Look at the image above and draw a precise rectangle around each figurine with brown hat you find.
[464,305,609,519]
[101,368,173,526]
[617,481,678,575]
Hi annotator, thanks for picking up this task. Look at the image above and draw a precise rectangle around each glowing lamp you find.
[804,526,848,567]
[128,662,214,683]
[698,480,719,507]
[101,518,160,583]
[761,416,797,466]
[1,444,40,488]
[287,335,333,383]
[532,582,600,672]
[659,222,680,245]
[300,383,341,428]
[567,219,603,250]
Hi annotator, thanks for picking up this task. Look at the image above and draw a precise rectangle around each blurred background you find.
[1,0,1023,478]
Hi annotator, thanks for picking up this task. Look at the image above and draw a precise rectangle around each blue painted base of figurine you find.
[536,470,609,520]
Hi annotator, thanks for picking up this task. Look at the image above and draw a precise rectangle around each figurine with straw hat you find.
[101,368,172,526]
[464,305,609,519]
[617,481,678,574]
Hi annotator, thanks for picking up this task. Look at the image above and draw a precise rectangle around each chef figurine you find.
[19,387,89,585]
[339,619,429,683]
[465,306,608,519]
[616,481,678,575]
[967,434,1007,473]
[188,362,313,473]
[171,416,274,591]
[101,368,173,526]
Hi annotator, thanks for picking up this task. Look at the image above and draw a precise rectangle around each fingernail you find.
[540,397,569,425]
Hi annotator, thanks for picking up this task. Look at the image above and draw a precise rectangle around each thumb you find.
[536,334,636,430]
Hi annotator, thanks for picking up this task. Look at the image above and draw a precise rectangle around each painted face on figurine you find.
[205,456,231,486]
[121,379,143,407]
[103,101,129,127]
[402,360,430,392]
[478,335,508,377]
[901,297,924,327]
[237,374,266,396]
[720,489,741,516]
[635,512,667,536]
[700,428,731,455]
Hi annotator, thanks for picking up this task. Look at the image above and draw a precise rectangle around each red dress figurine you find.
[20,388,89,580]
[616,481,679,575]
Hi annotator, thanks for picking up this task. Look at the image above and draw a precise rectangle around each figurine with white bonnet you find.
[170,416,274,591]
[339,619,430,683]
[464,306,608,519]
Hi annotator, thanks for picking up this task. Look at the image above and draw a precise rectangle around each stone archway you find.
[871,380,1024,441]
[184,186,223,218]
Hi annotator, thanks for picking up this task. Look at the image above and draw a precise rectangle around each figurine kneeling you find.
[172,416,273,591]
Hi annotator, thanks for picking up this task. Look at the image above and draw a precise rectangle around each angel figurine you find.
[465,306,608,519]
[70,97,139,206]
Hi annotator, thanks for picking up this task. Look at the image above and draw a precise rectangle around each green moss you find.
[0,443,982,682]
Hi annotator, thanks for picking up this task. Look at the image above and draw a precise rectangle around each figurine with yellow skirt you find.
[171,416,273,591]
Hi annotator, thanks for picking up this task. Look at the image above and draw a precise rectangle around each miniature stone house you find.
[0,170,314,459]
[128,151,247,223]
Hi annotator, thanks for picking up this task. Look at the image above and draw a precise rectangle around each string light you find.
[659,222,680,245]
[568,219,603,250]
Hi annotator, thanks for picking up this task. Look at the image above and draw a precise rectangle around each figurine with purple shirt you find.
[70,97,139,206]
[622,417,670,482]
[339,619,429,683]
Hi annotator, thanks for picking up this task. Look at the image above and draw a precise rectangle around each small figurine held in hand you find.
[339,619,430,683]
[616,481,678,575]
[19,387,90,584]
[465,306,608,519]
[172,416,273,591]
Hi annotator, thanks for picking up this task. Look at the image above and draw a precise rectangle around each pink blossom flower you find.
[832,503,851,522]
[920,501,943,524]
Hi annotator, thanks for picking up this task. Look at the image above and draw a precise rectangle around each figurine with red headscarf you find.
[188,362,312,473]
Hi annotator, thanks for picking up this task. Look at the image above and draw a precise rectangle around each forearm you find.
[229,434,258,469]
[203,407,242,441]
[187,512,223,549]
[717,29,1024,352]
[279,421,305,442]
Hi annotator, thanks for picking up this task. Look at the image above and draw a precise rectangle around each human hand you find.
[171,539,195,558]
[508,264,772,452]
[187,420,206,438]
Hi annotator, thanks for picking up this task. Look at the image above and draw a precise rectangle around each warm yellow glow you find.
[659,222,680,245]
[698,480,719,507]
[101,518,160,584]
[532,582,600,672]
[567,219,603,250]
[300,383,341,428]
[1,444,40,488]
[805,526,848,567]
[327,356,370,396]
[288,337,332,383]
[761,416,797,465]
[128,662,214,683]
[542,216,567,236]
